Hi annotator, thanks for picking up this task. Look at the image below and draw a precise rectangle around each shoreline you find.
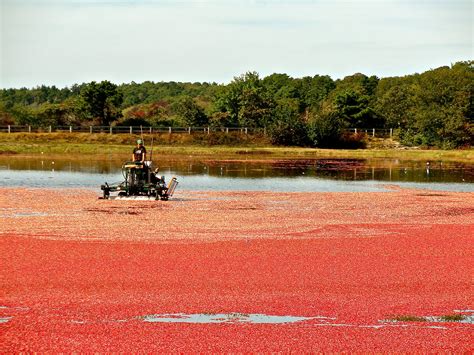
[1,145,473,164]
[0,132,473,163]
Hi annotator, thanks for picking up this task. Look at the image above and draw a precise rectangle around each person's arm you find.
[141,148,147,163]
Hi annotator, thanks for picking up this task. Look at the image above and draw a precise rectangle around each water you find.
[0,156,472,192]
[142,313,321,324]
[141,311,473,325]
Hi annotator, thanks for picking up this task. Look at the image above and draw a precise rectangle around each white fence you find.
[346,128,396,138]
[0,125,254,135]
[0,125,396,137]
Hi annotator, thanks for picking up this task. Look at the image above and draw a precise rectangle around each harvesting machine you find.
[100,161,178,200]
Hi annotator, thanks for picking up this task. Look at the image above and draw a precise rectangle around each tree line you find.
[0,61,472,148]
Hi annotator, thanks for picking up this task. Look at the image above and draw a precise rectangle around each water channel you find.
[0,156,472,192]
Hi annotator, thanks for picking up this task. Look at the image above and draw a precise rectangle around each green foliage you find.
[9,105,37,126]
[172,96,208,126]
[295,75,335,110]
[375,84,415,128]
[0,101,15,125]
[35,102,77,127]
[362,75,380,97]
[116,117,151,127]
[334,90,382,128]
[1,61,472,148]
[307,112,344,148]
[238,88,274,128]
[377,61,473,148]
[215,72,274,128]
[80,81,123,125]
[267,100,309,146]
[0,85,80,110]
[120,101,175,127]
[262,73,297,100]
[209,112,234,128]
[6,100,80,127]
[213,84,240,127]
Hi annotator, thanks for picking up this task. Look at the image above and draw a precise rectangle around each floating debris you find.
[385,312,473,325]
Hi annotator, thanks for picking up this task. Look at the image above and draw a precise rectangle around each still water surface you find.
[0,156,472,192]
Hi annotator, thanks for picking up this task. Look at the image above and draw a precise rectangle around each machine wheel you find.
[160,194,169,201]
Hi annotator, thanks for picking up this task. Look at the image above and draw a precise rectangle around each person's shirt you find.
[133,146,146,161]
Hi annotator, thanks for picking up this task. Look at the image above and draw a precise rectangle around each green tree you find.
[209,111,233,128]
[214,72,274,128]
[238,87,274,128]
[268,99,308,146]
[394,62,473,147]
[262,73,297,100]
[213,83,241,127]
[335,90,382,128]
[296,75,335,110]
[80,81,123,125]
[361,75,380,97]
[0,101,15,125]
[307,112,344,148]
[375,84,416,128]
[9,105,38,126]
[172,96,208,126]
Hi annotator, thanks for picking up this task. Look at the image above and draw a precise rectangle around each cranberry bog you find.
[1,186,473,352]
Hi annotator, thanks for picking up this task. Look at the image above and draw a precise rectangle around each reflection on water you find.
[0,156,472,192]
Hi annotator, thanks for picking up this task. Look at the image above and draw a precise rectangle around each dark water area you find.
[0,156,472,192]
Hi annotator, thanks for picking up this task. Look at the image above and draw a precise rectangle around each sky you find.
[0,0,472,88]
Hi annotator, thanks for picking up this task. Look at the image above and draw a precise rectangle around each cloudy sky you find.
[0,0,472,88]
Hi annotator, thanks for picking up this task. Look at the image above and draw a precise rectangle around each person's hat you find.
[137,139,143,145]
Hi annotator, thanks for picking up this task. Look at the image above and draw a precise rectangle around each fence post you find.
[245,127,248,135]
[89,126,92,134]
[355,128,357,134]
[149,127,152,134]
[169,127,172,134]
[110,126,113,135]
[49,126,52,133]
[207,127,210,135]
[390,128,393,137]
[7,125,10,133]
[129,126,132,134]
[28,125,31,133]
[69,126,72,133]
[188,127,191,134]
[226,127,229,134]
[372,128,375,137]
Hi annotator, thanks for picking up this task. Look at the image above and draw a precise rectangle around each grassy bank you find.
[0,132,472,163]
